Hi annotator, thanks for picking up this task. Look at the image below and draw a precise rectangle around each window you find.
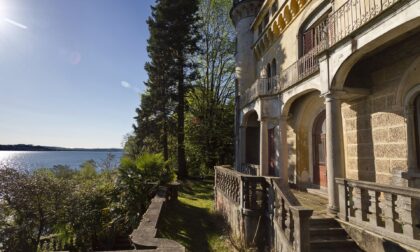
[302,16,328,54]
[414,95,420,167]
[270,59,277,90]
[272,1,278,14]
[258,24,263,35]
[263,14,269,28]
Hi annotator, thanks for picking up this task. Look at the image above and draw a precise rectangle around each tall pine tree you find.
[133,0,200,178]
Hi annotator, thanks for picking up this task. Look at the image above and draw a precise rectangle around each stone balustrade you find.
[336,178,420,249]
[215,166,241,205]
[270,179,313,252]
[215,166,313,251]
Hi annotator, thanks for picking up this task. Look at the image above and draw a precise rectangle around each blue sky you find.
[0,0,155,148]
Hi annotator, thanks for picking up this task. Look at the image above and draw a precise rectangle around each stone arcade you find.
[215,0,420,251]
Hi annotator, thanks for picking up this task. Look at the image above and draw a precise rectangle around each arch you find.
[242,108,261,127]
[290,0,300,15]
[284,6,292,23]
[296,1,331,56]
[281,85,322,117]
[403,84,420,175]
[396,56,420,108]
[282,90,325,185]
[242,110,260,168]
[331,17,420,90]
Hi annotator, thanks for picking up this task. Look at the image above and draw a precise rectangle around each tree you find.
[132,0,200,179]
[185,0,236,175]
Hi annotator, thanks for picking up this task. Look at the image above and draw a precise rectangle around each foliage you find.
[185,0,236,176]
[131,0,201,179]
[0,154,169,251]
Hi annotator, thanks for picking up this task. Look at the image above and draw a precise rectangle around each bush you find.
[135,153,176,184]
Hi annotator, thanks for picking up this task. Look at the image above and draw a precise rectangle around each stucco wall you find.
[255,0,325,77]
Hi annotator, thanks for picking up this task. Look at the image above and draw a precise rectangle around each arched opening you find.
[297,2,331,56]
[266,63,272,91]
[312,110,327,189]
[270,58,277,91]
[244,111,260,175]
[414,95,420,169]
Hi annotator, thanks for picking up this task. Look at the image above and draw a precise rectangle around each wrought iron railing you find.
[240,41,326,106]
[328,0,401,45]
[240,0,406,107]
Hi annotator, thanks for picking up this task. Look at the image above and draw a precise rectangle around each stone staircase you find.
[309,218,363,252]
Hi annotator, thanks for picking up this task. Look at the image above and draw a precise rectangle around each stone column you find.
[260,119,268,176]
[239,126,247,172]
[325,92,345,213]
[405,105,417,173]
[278,116,289,184]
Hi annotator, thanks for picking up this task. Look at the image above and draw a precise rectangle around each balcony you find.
[240,0,407,108]
[241,42,325,107]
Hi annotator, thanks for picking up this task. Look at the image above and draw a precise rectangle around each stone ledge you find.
[129,186,185,252]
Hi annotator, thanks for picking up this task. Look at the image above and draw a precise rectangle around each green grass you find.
[157,179,234,252]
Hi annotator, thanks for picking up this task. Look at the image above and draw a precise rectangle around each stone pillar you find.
[324,92,345,213]
[406,105,417,173]
[279,116,288,184]
[260,119,269,176]
[239,126,247,172]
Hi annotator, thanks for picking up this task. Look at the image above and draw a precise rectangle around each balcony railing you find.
[328,0,401,45]
[241,42,325,106]
[240,0,406,107]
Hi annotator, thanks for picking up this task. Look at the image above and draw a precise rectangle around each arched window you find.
[270,59,277,91]
[271,59,277,77]
[414,95,420,168]
[266,63,272,91]
[298,2,331,56]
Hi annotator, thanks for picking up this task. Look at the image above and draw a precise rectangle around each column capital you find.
[322,90,347,101]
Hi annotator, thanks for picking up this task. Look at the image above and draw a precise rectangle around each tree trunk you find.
[177,62,187,179]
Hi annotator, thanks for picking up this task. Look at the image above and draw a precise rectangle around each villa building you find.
[214,0,420,251]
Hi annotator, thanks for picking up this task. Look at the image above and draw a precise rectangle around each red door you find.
[313,112,327,188]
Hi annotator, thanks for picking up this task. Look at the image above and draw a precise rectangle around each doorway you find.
[313,111,327,188]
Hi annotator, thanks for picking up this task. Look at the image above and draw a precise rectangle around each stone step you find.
[310,239,357,249]
[310,218,341,228]
[310,227,348,239]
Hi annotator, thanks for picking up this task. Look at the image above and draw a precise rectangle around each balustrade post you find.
[368,190,379,226]
[353,187,363,221]
[396,195,414,238]
[292,207,313,252]
[383,192,396,232]
[337,179,348,220]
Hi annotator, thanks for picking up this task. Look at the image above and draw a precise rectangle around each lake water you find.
[0,151,124,171]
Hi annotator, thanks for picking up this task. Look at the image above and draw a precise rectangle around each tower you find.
[231,0,262,93]
[231,0,263,170]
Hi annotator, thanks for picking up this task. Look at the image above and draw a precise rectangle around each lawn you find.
[157,179,235,252]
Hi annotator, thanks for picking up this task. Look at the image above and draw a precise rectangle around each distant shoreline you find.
[0,144,123,152]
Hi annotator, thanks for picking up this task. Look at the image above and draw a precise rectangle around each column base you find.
[328,205,339,215]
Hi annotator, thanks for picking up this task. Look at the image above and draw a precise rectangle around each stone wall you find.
[342,32,420,187]
[214,188,244,242]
